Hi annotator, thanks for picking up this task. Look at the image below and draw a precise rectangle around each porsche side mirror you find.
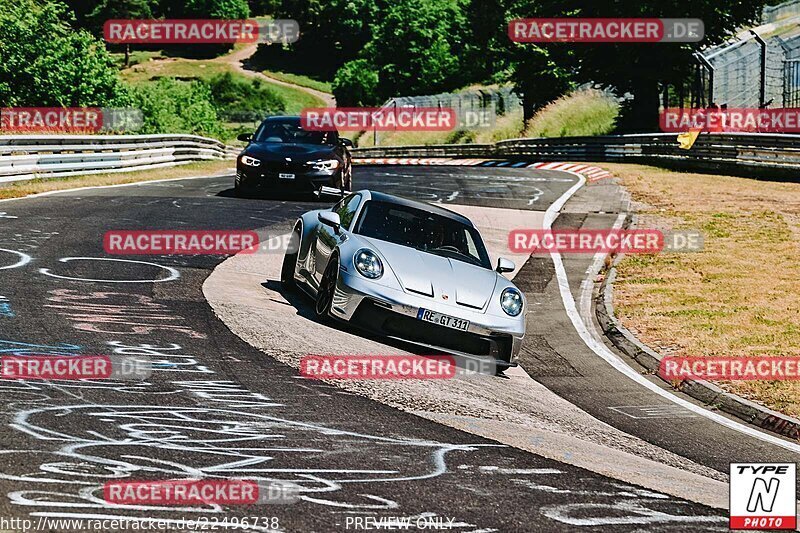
[237,133,252,142]
[318,211,341,234]
[340,138,354,147]
[496,257,515,273]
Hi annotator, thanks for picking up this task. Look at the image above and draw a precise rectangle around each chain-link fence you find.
[368,87,522,145]
[386,87,522,118]
[692,29,800,108]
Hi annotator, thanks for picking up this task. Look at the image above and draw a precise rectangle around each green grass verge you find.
[261,70,332,93]
[121,58,324,114]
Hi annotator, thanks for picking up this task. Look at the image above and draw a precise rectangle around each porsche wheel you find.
[281,226,301,290]
[315,256,338,318]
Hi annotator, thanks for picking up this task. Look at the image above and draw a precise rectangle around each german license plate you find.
[417,308,470,331]
[278,173,295,180]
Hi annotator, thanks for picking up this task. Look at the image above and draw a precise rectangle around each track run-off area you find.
[0,164,796,532]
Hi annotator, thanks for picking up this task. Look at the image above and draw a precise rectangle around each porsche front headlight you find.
[500,288,523,316]
[354,249,383,279]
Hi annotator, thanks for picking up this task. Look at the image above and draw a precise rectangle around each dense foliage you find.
[0,0,773,134]
[274,0,769,130]
[131,78,222,136]
[0,0,128,106]
[208,72,286,121]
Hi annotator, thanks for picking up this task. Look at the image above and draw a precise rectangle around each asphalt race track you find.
[0,165,747,532]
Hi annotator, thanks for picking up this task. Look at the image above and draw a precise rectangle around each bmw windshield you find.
[253,118,336,145]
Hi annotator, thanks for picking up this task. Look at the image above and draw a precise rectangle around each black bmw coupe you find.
[235,116,353,197]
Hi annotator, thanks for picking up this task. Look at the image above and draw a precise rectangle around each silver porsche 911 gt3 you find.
[281,190,526,369]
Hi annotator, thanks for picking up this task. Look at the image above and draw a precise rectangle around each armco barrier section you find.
[0,134,239,183]
[352,133,800,179]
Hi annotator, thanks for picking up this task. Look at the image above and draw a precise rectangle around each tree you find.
[0,0,128,107]
[368,0,472,99]
[87,0,154,66]
[508,45,573,122]
[333,59,380,106]
[506,0,768,131]
[270,0,377,78]
[158,0,250,19]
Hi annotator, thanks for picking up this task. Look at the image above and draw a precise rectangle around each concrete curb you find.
[595,255,800,443]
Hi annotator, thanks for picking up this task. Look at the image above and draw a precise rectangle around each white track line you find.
[549,170,800,455]
[0,170,235,204]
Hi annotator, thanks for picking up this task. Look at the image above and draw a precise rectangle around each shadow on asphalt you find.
[217,188,331,203]
[260,279,505,377]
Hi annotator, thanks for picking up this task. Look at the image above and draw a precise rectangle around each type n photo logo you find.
[730,463,796,530]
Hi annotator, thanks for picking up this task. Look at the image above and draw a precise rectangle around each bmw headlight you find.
[307,159,340,172]
[241,155,261,167]
[354,249,383,279]
[500,288,523,317]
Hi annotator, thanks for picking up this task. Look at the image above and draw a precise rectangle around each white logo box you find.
[730,463,796,530]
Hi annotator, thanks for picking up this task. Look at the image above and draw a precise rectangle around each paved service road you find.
[0,167,728,532]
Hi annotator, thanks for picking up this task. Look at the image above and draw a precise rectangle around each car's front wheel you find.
[315,256,338,318]
[281,226,301,290]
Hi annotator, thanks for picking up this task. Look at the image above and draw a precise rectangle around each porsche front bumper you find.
[328,267,525,366]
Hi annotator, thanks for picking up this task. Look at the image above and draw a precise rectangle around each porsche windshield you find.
[354,200,492,269]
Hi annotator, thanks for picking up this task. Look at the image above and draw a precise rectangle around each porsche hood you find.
[360,237,499,310]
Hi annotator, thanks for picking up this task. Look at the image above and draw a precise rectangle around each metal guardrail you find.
[352,133,800,179]
[0,134,238,183]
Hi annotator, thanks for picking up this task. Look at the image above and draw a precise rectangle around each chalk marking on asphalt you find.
[0,249,32,270]
[39,257,180,283]
[550,170,800,455]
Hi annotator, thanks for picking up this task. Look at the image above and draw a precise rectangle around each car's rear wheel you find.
[281,226,301,290]
[315,256,338,318]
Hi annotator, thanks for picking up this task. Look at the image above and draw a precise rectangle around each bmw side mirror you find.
[340,138,354,147]
[237,133,252,142]
[496,257,515,274]
[318,211,341,234]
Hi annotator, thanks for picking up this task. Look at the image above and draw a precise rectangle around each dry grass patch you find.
[600,162,800,417]
[0,160,234,200]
